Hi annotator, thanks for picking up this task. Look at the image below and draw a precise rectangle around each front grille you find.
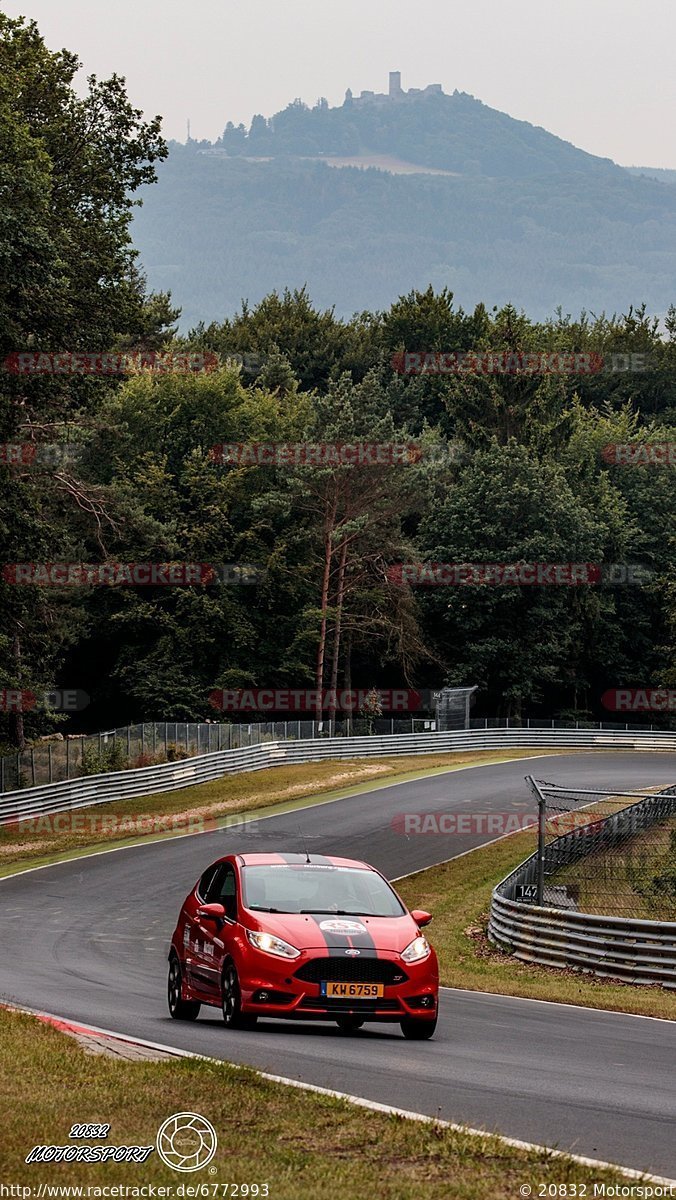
[295,957,407,985]
[299,997,400,1012]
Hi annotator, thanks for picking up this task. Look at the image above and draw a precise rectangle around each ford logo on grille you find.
[344,949,361,956]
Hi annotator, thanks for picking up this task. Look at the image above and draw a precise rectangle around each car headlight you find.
[246,928,300,959]
[401,934,431,963]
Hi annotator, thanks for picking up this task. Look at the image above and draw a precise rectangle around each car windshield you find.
[241,864,405,917]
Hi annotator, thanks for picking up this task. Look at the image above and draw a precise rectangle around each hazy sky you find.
[3,0,675,167]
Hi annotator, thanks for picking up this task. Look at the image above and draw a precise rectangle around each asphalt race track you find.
[2,752,676,1177]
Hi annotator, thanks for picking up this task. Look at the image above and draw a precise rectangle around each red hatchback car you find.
[168,852,439,1039]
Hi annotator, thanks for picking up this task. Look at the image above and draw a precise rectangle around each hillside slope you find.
[131,91,676,326]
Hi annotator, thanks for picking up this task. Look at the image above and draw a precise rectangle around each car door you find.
[195,861,239,997]
[182,862,220,996]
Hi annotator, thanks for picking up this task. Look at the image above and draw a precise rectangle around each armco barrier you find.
[1,725,676,826]
[488,785,676,987]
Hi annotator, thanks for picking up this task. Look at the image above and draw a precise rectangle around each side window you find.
[205,863,238,921]
[217,865,238,922]
[198,863,219,901]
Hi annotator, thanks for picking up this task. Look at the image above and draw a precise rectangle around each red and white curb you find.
[4,1002,676,1188]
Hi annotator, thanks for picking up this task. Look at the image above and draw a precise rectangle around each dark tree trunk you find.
[9,629,25,751]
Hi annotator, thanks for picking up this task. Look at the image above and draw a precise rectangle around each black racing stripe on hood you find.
[306,914,378,955]
[342,923,378,953]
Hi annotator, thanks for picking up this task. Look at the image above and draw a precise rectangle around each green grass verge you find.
[0,748,569,876]
[396,830,676,1021]
[0,1007,630,1195]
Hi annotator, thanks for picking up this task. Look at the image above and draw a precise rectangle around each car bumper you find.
[238,949,439,1021]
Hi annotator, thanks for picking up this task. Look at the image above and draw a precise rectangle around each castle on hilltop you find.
[344,72,444,106]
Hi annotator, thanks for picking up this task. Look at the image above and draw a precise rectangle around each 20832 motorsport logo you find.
[24,1114,217,1173]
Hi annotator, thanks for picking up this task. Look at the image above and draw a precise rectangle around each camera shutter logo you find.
[156,1112,217,1172]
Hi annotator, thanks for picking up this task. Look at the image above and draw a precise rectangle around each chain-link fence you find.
[468,717,666,730]
[0,716,440,793]
[518,778,676,920]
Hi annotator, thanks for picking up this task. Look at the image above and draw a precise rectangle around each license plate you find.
[321,982,384,998]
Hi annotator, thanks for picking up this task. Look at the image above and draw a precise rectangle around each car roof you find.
[233,852,372,870]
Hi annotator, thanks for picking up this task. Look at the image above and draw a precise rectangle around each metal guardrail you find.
[2,715,670,794]
[2,725,676,826]
[488,785,676,987]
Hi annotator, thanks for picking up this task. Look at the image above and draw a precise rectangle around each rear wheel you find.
[335,1016,364,1034]
[168,956,201,1021]
[221,962,258,1030]
[400,1015,437,1040]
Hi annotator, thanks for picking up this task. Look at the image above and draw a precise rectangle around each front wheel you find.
[168,957,201,1021]
[221,962,258,1030]
[400,1015,437,1040]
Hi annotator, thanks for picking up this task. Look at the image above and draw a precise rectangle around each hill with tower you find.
[132,75,676,328]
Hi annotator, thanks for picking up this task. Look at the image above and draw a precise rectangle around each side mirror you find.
[197,902,226,923]
[410,909,433,928]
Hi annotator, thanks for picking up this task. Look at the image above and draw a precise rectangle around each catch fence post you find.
[526,775,548,906]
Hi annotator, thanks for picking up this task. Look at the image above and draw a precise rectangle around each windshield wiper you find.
[247,906,391,917]
[300,908,383,916]
[247,905,295,913]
